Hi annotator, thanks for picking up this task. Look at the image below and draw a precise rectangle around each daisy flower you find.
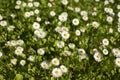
[115,58,120,67]
[72,18,79,26]
[60,65,68,73]
[20,60,26,66]
[40,61,50,69]
[52,68,62,78]
[51,58,60,66]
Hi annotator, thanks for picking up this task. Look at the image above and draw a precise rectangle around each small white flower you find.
[117,5,120,10]
[15,47,24,56]
[80,11,88,16]
[118,12,120,18]
[17,40,24,46]
[61,0,68,5]
[94,52,103,62]
[16,0,22,5]
[115,58,120,67]
[63,50,71,56]
[106,16,113,23]
[22,2,27,7]
[74,7,80,13]
[28,2,33,8]
[33,22,40,29]
[118,27,120,33]
[0,20,7,27]
[24,12,30,18]
[20,60,26,66]
[0,14,3,20]
[72,18,79,26]
[15,5,20,9]
[58,12,68,22]
[57,41,65,48]
[102,38,109,46]
[51,58,60,66]
[7,25,15,31]
[30,11,34,16]
[68,43,75,49]
[38,31,46,38]
[92,21,99,28]
[0,52,3,57]
[33,2,40,7]
[103,49,109,55]
[60,65,68,73]
[11,40,17,46]
[104,0,109,5]
[10,14,16,18]
[52,68,62,78]
[11,58,17,65]
[41,61,50,69]
[82,16,88,21]
[36,17,41,22]
[78,49,87,59]
[48,3,52,7]
[34,9,40,14]
[61,32,70,39]
[50,11,56,17]
[62,27,69,32]
[109,28,113,33]
[78,48,86,54]
[74,0,79,3]
[75,30,81,36]
[112,48,120,57]
[95,0,100,2]
[37,48,45,55]
[28,55,35,62]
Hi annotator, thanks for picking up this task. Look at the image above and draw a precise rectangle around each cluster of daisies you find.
[0,0,120,79]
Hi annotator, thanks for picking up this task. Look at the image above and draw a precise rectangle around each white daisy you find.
[56,41,65,48]
[106,16,113,23]
[11,58,17,65]
[68,43,75,49]
[28,2,33,8]
[102,38,109,46]
[0,14,3,20]
[80,11,88,16]
[94,52,103,62]
[33,22,40,29]
[24,12,30,18]
[40,61,50,69]
[17,40,24,46]
[51,58,60,66]
[50,11,56,17]
[103,49,109,55]
[33,2,40,7]
[61,0,68,5]
[63,50,71,56]
[61,32,70,39]
[52,68,62,78]
[28,55,35,62]
[37,48,45,55]
[75,30,81,36]
[112,48,120,57]
[58,12,68,22]
[36,17,41,22]
[115,58,120,67]
[7,25,15,31]
[34,9,40,14]
[0,52,3,57]
[0,20,7,27]
[72,18,79,26]
[60,65,68,73]
[20,60,26,66]
[92,21,99,28]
